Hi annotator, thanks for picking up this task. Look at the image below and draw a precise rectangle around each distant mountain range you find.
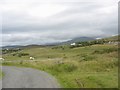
[1,37,96,49]
[60,37,95,45]
[2,45,23,49]
[40,37,96,45]
[2,35,118,49]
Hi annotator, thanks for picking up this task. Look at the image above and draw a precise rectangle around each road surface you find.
[1,66,60,88]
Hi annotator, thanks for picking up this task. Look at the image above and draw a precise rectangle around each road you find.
[1,66,60,88]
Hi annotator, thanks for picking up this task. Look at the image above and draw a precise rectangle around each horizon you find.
[1,34,118,47]
[1,0,118,46]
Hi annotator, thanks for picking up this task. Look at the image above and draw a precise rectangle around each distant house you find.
[0,58,4,61]
[71,43,76,46]
[96,38,101,40]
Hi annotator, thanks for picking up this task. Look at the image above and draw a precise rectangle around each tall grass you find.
[2,44,118,88]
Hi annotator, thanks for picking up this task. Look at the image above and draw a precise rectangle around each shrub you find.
[80,54,95,61]
[2,48,22,54]
[93,48,118,54]
[12,53,29,57]
[51,63,78,73]
[20,61,23,64]
[64,64,78,72]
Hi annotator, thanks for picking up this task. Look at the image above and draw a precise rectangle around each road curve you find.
[1,66,60,88]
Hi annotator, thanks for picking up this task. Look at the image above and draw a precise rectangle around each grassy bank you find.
[2,44,118,88]
[0,69,4,79]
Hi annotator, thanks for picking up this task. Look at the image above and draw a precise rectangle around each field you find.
[2,44,118,88]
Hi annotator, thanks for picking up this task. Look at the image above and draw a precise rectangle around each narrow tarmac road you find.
[1,66,60,88]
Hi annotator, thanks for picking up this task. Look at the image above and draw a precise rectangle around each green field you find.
[2,44,118,88]
[0,69,4,79]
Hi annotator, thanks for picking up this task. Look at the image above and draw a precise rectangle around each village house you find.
[70,43,76,46]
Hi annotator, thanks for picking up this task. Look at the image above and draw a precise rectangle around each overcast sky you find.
[0,0,118,46]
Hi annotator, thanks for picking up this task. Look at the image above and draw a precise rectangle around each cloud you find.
[1,0,118,46]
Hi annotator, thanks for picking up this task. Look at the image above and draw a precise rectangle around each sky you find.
[0,0,118,46]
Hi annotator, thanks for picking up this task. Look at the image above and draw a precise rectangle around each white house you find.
[0,58,4,61]
[71,43,76,46]
[96,38,101,40]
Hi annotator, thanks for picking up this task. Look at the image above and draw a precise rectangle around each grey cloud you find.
[1,0,118,46]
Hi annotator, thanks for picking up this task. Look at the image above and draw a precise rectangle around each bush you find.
[2,48,22,54]
[93,48,118,54]
[15,53,30,57]
[20,61,23,64]
[51,63,78,73]
[80,54,95,61]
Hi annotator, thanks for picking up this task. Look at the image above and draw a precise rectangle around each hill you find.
[61,37,95,45]
[2,35,119,49]
[2,45,22,49]
[2,35,118,88]
[103,35,119,42]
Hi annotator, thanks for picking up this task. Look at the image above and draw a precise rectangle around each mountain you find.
[1,37,96,49]
[1,44,55,49]
[21,44,54,49]
[60,37,96,45]
[2,45,22,49]
[3,35,118,49]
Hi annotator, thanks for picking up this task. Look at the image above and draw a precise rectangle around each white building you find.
[71,43,76,46]
[0,58,4,61]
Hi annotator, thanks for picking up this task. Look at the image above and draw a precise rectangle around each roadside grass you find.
[2,44,118,88]
[0,69,4,79]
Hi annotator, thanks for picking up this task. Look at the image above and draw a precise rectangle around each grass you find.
[2,44,118,88]
[0,69,4,79]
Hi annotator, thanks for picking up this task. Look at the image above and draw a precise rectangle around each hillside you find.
[2,35,119,49]
[1,37,96,49]
[61,37,95,45]
[2,45,22,49]
[2,35,118,88]
[103,35,119,42]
